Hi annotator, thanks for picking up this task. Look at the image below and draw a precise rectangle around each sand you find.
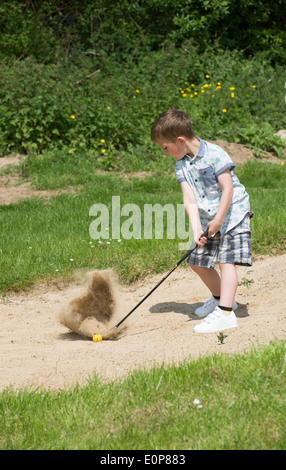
[0,254,285,391]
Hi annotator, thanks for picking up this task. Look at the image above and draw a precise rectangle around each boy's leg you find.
[190,265,226,317]
[189,235,222,317]
[192,215,252,332]
[219,262,238,309]
[193,262,239,333]
[190,265,220,297]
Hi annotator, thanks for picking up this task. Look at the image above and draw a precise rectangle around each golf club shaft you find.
[111,229,208,330]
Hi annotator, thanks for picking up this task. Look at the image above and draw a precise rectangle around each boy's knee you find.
[190,264,207,274]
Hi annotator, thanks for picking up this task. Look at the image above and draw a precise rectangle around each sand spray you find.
[58,269,126,340]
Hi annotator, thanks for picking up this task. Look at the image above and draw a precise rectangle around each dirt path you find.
[0,255,285,391]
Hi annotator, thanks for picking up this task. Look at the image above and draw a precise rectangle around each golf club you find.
[111,229,208,331]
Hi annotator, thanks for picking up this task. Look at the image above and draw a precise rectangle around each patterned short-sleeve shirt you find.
[174,138,250,235]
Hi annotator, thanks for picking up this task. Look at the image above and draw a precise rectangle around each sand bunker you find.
[0,254,285,391]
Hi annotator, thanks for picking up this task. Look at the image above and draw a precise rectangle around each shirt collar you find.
[196,137,206,157]
[184,137,205,161]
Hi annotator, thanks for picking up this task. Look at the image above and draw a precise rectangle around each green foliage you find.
[0,2,58,61]
[175,51,286,156]
[0,48,285,159]
[0,0,285,63]
[0,1,285,158]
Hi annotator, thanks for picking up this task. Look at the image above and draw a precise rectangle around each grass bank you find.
[0,159,285,293]
[0,340,285,450]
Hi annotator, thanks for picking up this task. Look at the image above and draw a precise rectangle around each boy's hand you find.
[195,230,208,248]
[206,218,222,237]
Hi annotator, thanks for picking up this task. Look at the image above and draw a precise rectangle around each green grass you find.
[0,159,285,293]
[0,340,285,450]
[235,161,286,254]
[0,172,182,292]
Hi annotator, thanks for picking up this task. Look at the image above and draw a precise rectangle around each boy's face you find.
[156,137,186,160]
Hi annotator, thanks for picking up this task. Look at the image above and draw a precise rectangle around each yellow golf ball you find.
[92,334,102,342]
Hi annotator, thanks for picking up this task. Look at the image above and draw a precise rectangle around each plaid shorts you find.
[188,213,253,268]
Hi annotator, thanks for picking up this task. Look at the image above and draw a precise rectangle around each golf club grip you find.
[176,229,208,266]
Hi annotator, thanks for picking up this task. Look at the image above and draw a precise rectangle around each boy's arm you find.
[180,181,206,247]
[207,169,233,236]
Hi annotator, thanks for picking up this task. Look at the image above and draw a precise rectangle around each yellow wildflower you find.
[182,93,187,97]
[231,93,235,98]
[222,109,227,113]
[229,87,235,90]
[135,89,140,93]
[205,74,210,78]
[70,115,76,119]
[102,149,106,153]
[100,139,105,143]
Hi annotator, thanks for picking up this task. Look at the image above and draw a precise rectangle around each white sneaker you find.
[193,306,238,333]
[194,296,238,317]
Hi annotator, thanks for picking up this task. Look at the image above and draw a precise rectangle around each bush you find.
[0,47,285,159]
[1,1,285,64]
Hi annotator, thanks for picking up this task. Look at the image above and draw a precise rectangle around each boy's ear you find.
[177,136,186,145]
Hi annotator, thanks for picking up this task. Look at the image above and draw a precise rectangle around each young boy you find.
[151,109,253,333]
